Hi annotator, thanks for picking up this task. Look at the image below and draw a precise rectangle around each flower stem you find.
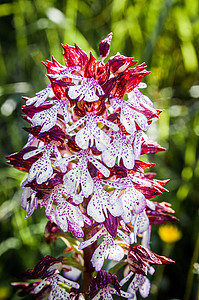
[82,226,97,296]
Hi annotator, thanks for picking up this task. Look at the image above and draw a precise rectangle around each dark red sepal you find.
[104,212,118,237]
[22,103,53,118]
[7,147,42,172]
[108,53,137,74]
[19,256,63,279]
[62,43,89,69]
[24,125,67,144]
[99,32,112,59]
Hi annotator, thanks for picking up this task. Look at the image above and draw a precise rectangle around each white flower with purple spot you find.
[112,98,149,134]
[120,272,150,300]
[21,180,37,218]
[127,85,156,117]
[66,113,118,151]
[26,85,54,107]
[79,227,128,271]
[119,175,150,223]
[23,143,61,184]
[49,66,81,81]
[54,150,110,197]
[68,78,104,102]
[92,286,132,300]
[101,130,135,169]
[130,210,150,244]
[31,100,70,133]
[34,273,79,299]
[87,178,123,223]
[55,197,91,238]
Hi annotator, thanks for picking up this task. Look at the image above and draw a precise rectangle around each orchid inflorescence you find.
[9,33,177,299]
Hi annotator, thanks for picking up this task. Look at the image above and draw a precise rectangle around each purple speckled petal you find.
[28,154,53,184]
[34,278,48,294]
[79,228,106,250]
[56,273,80,289]
[121,182,147,223]
[94,127,111,151]
[139,277,151,298]
[26,85,53,107]
[120,105,136,134]
[32,104,58,133]
[23,146,45,160]
[135,210,149,233]
[66,115,87,133]
[87,180,123,223]
[133,130,142,160]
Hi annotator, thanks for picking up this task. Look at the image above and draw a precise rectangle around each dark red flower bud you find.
[99,32,112,58]
[84,52,109,85]
[141,137,166,155]
[128,244,175,275]
[62,43,89,69]
[108,53,137,74]
[42,56,65,74]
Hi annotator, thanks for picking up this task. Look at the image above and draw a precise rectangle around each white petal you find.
[94,128,110,151]
[34,278,48,294]
[89,156,110,177]
[91,242,107,271]
[108,242,124,261]
[56,274,80,289]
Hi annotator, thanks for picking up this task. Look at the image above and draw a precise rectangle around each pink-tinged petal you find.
[139,277,150,298]
[67,220,84,238]
[133,210,149,234]
[133,130,142,160]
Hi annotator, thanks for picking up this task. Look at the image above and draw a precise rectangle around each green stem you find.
[183,233,199,300]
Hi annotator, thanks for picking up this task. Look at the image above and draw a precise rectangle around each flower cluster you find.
[9,33,177,299]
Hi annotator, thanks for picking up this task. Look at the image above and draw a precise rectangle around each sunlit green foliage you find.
[0,0,198,299]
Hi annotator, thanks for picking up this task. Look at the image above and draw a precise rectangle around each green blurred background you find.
[0,0,198,299]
